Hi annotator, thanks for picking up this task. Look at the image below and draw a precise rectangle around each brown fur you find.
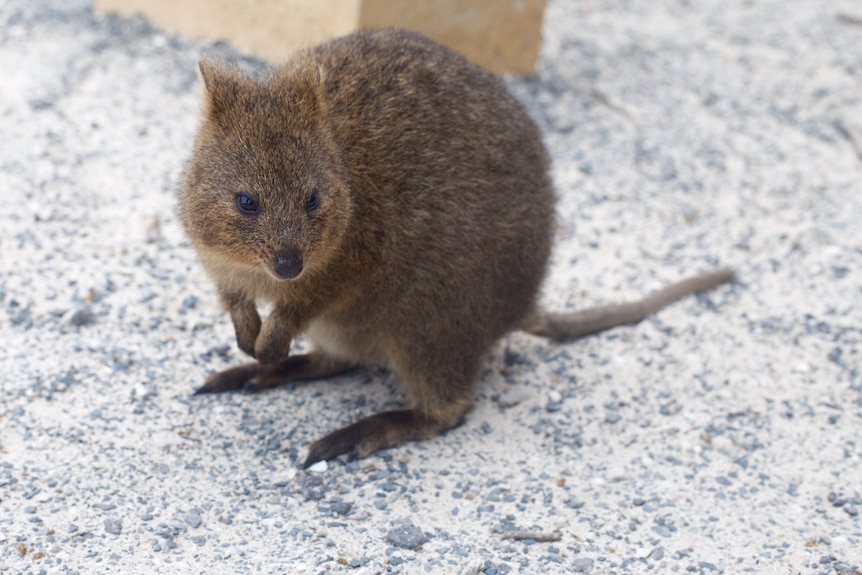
[178,29,733,467]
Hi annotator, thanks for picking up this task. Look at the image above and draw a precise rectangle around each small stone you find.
[659,400,682,416]
[272,467,297,486]
[843,505,858,517]
[648,547,664,560]
[828,492,846,507]
[458,560,483,575]
[184,509,202,528]
[605,411,621,424]
[66,305,95,327]
[652,525,672,538]
[307,460,328,473]
[573,557,594,573]
[299,475,326,501]
[496,386,532,407]
[134,383,157,401]
[564,498,584,509]
[104,518,123,535]
[835,561,860,575]
[330,501,353,516]
[152,431,184,449]
[792,362,810,373]
[385,519,427,549]
[169,519,186,531]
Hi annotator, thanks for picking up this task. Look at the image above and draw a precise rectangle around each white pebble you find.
[272,468,297,484]
[792,362,810,373]
[151,430,184,449]
[496,385,533,407]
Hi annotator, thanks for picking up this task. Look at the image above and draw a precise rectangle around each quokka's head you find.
[178,56,352,282]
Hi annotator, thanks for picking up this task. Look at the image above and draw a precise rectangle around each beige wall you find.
[95,0,545,74]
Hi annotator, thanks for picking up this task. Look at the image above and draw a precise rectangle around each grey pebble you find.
[329,501,353,516]
[457,560,484,575]
[659,400,682,416]
[104,518,122,535]
[169,518,186,531]
[843,505,858,517]
[184,509,202,528]
[546,401,563,413]
[67,305,95,327]
[299,474,326,501]
[385,519,427,549]
[835,562,860,575]
[573,557,594,573]
[648,547,664,560]
[652,525,672,537]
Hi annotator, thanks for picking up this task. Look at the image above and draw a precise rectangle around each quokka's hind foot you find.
[302,400,472,468]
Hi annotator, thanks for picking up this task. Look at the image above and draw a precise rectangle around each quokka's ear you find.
[196,56,245,118]
[271,56,329,121]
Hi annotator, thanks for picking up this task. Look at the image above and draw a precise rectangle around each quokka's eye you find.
[306,188,320,214]
[236,192,258,215]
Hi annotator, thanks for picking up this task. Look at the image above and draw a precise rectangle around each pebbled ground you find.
[0,1,860,573]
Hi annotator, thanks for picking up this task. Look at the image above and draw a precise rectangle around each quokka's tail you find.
[521,268,734,341]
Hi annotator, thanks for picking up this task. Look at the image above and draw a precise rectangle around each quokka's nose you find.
[273,249,303,279]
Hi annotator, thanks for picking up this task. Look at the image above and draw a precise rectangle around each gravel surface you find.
[1,0,861,573]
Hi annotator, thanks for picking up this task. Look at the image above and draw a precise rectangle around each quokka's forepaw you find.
[192,362,262,395]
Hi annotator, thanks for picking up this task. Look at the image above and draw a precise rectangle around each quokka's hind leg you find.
[193,352,354,395]
[302,397,473,468]
[302,342,483,467]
